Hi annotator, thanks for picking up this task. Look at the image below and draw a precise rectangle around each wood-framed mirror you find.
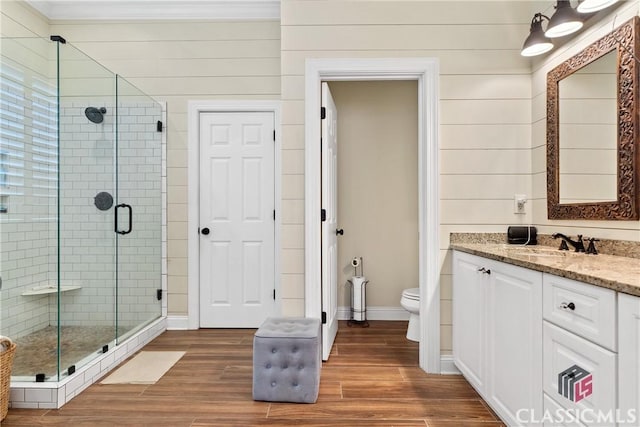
[547,16,639,220]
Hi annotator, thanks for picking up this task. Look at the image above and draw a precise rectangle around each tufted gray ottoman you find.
[252,317,321,403]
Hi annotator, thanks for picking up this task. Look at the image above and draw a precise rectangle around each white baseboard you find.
[167,315,189,330]
[337,306,409,321]
[440,354,461,375]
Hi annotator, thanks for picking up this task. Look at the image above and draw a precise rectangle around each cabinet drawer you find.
[543,321,616,426]
[543,274,616,351]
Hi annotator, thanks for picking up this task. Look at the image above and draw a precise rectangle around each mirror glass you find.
[547,16,639,220]
[558,50,617,204]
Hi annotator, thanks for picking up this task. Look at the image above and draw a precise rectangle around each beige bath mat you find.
[101,351,185,384]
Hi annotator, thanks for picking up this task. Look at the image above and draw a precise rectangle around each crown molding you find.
[26,0,280,21]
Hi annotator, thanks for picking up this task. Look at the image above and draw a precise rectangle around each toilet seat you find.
[402,288,420,300]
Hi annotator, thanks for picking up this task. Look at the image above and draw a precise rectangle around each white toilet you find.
[400,287,420,342]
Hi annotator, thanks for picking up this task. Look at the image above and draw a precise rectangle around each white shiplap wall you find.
[0,0,50,38]
[280,0,536,352]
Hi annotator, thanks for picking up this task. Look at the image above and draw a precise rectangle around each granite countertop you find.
[450,237,640,297]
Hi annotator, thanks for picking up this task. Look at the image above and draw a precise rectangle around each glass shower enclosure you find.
[0,35,163,384]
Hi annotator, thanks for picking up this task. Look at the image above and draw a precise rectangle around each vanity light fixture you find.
[545,0,584,38]
[521,0,619,57]
[577,0,618,13]
[521,13,554,57]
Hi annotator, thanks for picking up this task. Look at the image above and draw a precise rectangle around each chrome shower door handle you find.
[115,203,133,235]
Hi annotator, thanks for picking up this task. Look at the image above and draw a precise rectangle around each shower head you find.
[85,107,107,124]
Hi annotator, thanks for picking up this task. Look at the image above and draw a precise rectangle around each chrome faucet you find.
[552,233,585,252]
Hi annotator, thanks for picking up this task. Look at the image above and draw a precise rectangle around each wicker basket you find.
[1,337,16,422]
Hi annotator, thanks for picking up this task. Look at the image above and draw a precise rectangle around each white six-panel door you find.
[321,82,339,360]
[199,112,275,327]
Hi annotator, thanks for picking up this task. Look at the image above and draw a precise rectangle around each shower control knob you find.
[336,229,344,236]
[201,227,210,235]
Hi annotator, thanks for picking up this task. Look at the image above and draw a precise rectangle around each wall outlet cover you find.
[514,194,527,214]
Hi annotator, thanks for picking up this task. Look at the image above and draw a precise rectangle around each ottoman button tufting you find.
[253,317,321,403]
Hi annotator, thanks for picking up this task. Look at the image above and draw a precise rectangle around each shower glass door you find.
[114,75,162,343]
[57,41,117,378]
[0,37,60,380]
[1,36,162,383]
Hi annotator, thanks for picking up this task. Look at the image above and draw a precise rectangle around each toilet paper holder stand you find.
[347,257,369,328]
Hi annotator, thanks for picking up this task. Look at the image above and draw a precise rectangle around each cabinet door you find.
[487,260,543,426]
[619,293,640,424]
[543,321,616,426]
[453,251,487,393]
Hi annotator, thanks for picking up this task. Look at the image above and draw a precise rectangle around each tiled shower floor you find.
[12,325,130,378]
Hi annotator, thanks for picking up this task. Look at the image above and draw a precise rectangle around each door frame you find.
[304,58,440,373]
[187,100,282,329]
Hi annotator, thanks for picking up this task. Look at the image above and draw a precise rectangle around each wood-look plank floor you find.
[4,321,505,426]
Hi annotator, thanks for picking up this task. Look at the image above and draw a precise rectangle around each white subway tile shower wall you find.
[1,95,161,338]
[51,101,162,330]
[53,101,117,329]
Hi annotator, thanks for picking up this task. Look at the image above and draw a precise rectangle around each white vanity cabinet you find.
[542,275,617,427]
[618,293,640,424]
[452,249,630,426]
[453,250,543,426]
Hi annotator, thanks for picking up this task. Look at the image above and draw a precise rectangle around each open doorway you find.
[304,58,440,373]
[329,81,419,326]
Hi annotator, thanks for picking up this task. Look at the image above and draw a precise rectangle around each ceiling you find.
[26,0,280,20]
